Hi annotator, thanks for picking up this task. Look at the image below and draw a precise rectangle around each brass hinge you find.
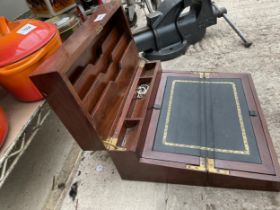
[186,159,229,175]
[186,158,207,172]
[103,138,127,152]
[199,72,210,79]
[207,159,229,175]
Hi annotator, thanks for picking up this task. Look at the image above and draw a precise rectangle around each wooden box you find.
[31,1,280,191]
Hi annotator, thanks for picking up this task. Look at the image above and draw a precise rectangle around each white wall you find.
[0,0,29,19]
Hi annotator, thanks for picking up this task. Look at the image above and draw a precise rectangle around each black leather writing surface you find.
[153,76,261,163]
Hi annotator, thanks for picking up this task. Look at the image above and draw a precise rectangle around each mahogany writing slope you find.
[31,2,280,191]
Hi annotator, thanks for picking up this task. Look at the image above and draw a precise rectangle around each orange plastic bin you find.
[0,17,62,102]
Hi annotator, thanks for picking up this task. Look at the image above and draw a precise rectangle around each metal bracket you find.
[186,158,207,172]
[103,138,127,152]
[207,159,230,175]
[186,158,230,175]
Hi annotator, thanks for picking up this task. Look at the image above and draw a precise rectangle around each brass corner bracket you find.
[207,159,229,175]
[186,158,230,175]
[186,158,207,172]
[103,137,127,152]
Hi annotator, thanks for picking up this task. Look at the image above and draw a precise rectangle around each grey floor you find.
[0,0,280,209]
[0,111,79,210]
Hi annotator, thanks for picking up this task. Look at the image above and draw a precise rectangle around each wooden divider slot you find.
[115,41,139,89]
[111,34,129,62]
[72,29,127,100]
[126,95,137,118]
[92,82,124,138]
[118,119,141,148]
[81,63,122,113]
[116,62,161,150]
[91,45,102,65]
[72,30,140,140]
[141,62,157,77]
[103,63,119,82]
[92,51,111,73]
[73,55,110,97]
[89,23,113,64]
[72,26,119,92]
[119,40,138,70]
[82,73,107,112]
[67,32,109,84]
[73,64,96,97]
[101,27,120,54]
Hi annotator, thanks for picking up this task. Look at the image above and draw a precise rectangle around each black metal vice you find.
[134,0,252,61]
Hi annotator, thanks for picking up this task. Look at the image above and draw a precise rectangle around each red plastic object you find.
[0,107,8,148]
[0,17,62,102]
[0,17,57,67]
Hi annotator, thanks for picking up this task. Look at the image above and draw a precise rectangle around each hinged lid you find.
[0,16,57,67]
[31,1,141,151]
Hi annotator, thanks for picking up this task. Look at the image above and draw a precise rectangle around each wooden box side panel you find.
[31,72,104,150]
[110,151,280,191]
[246,74,280,176]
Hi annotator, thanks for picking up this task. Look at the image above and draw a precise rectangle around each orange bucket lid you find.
[0,16,57,67]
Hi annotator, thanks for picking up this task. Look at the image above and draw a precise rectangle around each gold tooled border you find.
[162,80,250,155]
